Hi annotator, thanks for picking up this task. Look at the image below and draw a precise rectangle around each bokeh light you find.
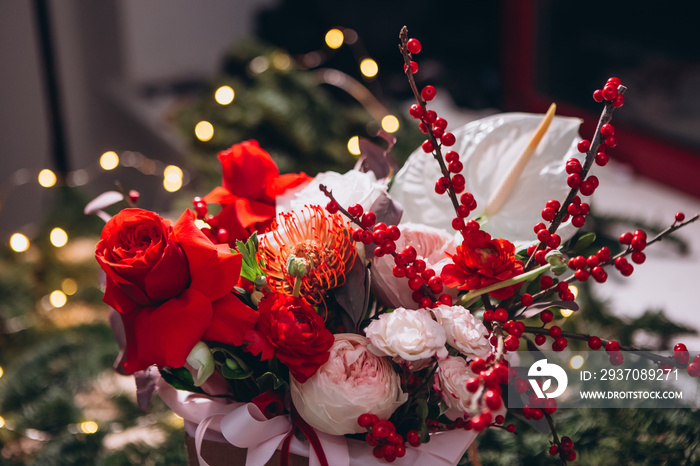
[360,58,378,78]
[49,290,67,308]
[0,416,5,429]
[381,115,400,133]
[62,278,78,295]
[214,86,235,105]
[79,421,98,434]
[325,29,344,49]
[570,355,585,369]
[9,233,29,252]
[99,151,119,170]
[38,169,56,187]
[50,227,68,247]
[347,136,361,156]
[194,121,214,141]
[163,165,183,192]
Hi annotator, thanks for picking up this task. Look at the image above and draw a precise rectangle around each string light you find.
[381,115,400,133]
[38,169,56,188]
[99,151,119,170]
[9,233,29,252]
[347,136,361,156]
[360,58,378,78]
[194,121,214,141]
[61,278,78,295]
[50,228,68,247]
[49,290,67,308]
[214,86,235,105]
[325,29,344,49]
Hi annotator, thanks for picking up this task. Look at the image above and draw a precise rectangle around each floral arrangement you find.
[93,27,698,465]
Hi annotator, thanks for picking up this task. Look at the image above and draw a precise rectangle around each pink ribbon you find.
[157,379,477,466]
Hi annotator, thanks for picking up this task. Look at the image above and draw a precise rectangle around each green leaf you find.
[574,232,597,252]
[235,233,265,283]
[159,367,205,394]
[256,371,288,392]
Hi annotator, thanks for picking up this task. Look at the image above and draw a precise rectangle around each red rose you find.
[96,208,258,373]
[441,229,524,300]
[244,293,334,383]
[203,140,310,245]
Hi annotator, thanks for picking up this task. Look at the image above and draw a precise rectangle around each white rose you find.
[276,169,386,214]
[364,308,448,367]
[390,113,581,243]
[290,333,407,435]
[436,356,479,419]
[432,305,492,360]
[370,223,459,309]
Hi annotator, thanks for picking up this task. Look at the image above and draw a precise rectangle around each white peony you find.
[275,169,386,215]
[290,333,407,435]
[389,113,582,243]
[432,305,492,360]
[364,308,448,367]
[370,223,459,309]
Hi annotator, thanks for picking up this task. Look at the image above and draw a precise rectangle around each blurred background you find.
[1,1,700,464]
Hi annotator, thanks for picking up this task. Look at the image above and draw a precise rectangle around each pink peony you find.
[432,304,492,360]
[289,333,407,435]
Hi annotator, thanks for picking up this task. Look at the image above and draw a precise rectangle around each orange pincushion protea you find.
[258,205,357,304]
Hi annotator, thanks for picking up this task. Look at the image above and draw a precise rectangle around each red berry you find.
[537,229,551,243]
[566,158,582,174]
[404,60,419,74]
[549,445,559,456]
[535,334,546,346]
[418,121,429,134]
[579,180,595,196]
[613,94,625,107]
[595,151,610,166]
[422,139,434,153]
[575,269,589,282]
[540,276,553,289]
[547,234,562,249]
[448,160,463,173]
[631,251,646,264]
[577,139,591,153]
[392,265,406,278]
[543,398,558,414]
[409,104,425,119]
[591,266,608,283]
[601,123,616,137]
[619,232,633,245]
[483,310,494,321]
[421,85,436,101]
[504,335,520,351]
[592,89,604,102]
[607,77,622,86]
[521,294,534,307]
[441,132,456,146]
[494,308,509,322]
[602,84,618,101]
[361,211,376,228]
[451,217,465,231]
[423,110,437,124]
[358,413,373,428]
[610,351,624,366]
[687,363,700,377]
[572,215,586,228]
[541,207,556,221]
[675,212,686,223]
[433,118,448,130]
[325,200,339,213]
[485,390,502,410]
[407,38,422,54]
[549,326,562,338]
[588,336,602,350]
[432,127,444,138]
[348,203,364,217]
[553,336,568,350]
[567,173,582,189]
[605,136,617,148]
[605,340,620,353]
[674,343,690,364]
[597,246,611,262]
[540,310,554,323]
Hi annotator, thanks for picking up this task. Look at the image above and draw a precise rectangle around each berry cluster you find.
[549,436,577,462]
[324,195,452,307]
[190,197,231,244]
[592,76,625,107]
[357,415,407,462]
[402,35,479,235]
[567,246,612,284]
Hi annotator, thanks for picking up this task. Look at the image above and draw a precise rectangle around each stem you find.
[456,265,550,306]
[399,26,461,217]
[543,412,568,465]
[524,86,627,271]
[292,276,302,298]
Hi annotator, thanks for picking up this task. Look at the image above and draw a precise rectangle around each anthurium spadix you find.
[389,108,582,244]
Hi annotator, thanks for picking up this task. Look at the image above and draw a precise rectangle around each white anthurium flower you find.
[186,341,215,387]
[390,109,582,244]
[275,169,386,215]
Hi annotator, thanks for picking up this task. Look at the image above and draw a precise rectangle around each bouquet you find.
[92,27,698,465]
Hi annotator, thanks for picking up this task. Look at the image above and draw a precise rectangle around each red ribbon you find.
[280,404,329,466]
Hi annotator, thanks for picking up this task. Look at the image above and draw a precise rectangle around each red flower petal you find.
[203,292,258,346]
